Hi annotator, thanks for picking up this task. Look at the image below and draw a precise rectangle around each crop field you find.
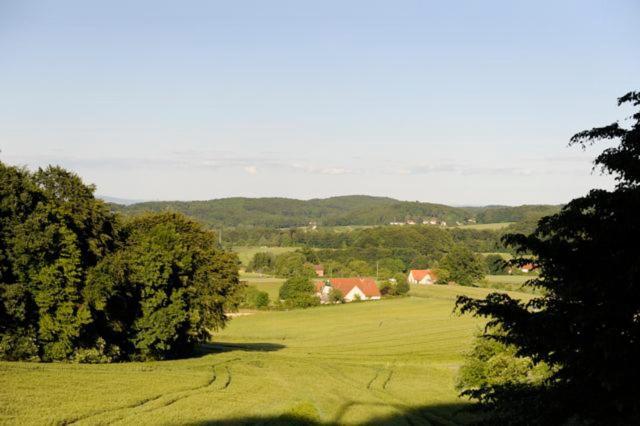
[0,285,533,425]
[232,246,299,266]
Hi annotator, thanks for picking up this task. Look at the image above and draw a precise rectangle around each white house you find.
[315,278,381,303]
[408,269,437,285]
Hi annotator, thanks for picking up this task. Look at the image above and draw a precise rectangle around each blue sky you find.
[1,0,638,205]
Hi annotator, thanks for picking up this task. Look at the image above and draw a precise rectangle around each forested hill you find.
[108,195,561,229]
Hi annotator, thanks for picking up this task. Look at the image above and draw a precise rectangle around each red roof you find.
[409,269,436,281]
[521,263,535,271]
[315,278,381,298]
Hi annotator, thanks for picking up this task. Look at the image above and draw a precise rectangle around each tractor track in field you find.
[64,358,239,425]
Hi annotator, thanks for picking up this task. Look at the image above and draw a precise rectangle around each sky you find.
[1,1,638,205]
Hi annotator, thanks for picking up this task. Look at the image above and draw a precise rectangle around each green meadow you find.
[0,285,531,425]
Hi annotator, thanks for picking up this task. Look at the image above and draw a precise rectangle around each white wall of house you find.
[408,273,434,285]
[344,286,367,301]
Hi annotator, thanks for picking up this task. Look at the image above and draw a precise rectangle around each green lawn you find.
[232,246,299,266]
[0,285,529,425]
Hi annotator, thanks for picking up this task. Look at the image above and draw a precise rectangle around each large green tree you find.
[0,162,242,362]
[86,213,241,360]
[456,92,640,424]
[439,245,486,286]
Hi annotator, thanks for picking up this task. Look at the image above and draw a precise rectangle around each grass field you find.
[0,285,533,425]
[241,275,285,302]
[478,274,539,293]
[232,246,299,266]
[454,222,513,230]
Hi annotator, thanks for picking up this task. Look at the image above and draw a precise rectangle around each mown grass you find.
[232,246,298,266]
[0,285,529,425]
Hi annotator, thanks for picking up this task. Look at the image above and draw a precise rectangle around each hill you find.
[110,195,561,229]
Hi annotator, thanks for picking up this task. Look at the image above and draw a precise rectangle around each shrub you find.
[327,288,344,303]
[241,285,270,309]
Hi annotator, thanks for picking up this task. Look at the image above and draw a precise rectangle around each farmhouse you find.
[408,269,437,285]
[315,278,381,303]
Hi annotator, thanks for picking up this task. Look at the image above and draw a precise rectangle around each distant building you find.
[408,269,437,285]
[520,263,534,273]
[313,264,324,277]
[315,278,381,303]
[406,220,416,225]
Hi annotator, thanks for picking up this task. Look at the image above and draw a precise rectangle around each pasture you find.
[0,285,530,425]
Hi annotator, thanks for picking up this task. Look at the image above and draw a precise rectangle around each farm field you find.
[232,246,299,266]
[0,285,530,425]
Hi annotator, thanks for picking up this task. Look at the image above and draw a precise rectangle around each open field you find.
[0,285,534,425]
[454,222,513,230]
[240,275,285,302]
[232,246,299,266]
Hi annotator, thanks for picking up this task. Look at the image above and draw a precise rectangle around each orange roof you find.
[315,278,381,298]
[409,269,436,281]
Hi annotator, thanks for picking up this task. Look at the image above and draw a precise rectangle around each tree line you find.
[111,194,560,229]
[0,163,242,362]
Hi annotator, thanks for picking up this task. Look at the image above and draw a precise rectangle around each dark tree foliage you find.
[85,213,241,360]
[439,245,486,286]
[456,92,640,424]
[0,163,242,362]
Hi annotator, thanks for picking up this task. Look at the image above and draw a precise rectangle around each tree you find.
[456,92,640,424]
[484,254,507,275]
[456,329,550,395]
[279,275,315,300]
[439,245,485,286]
[1,165,118,361]
[394,273,410,295]
[0,162,243,362]
[241,286,270,309]
[378,281,397,296]
[86,212,242,361]
[274,252,315,278]
[247,252,275,273]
